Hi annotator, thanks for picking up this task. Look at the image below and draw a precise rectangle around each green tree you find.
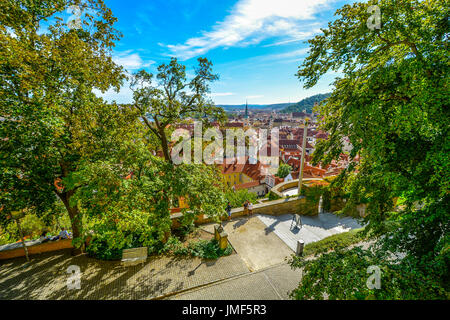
[290,0,449,299]
[225,189,257,209]
[130,58,226,162]
[68,141,227,257]
[276,163,292,179]
[0,0,131,250]
[280,93,331,114]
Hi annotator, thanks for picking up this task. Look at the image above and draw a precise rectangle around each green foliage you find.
[86,209,164,260]
[267,191,281,201]
[130,57,226,162]
[0,0,128,242]
[187,239,232,260]
[275,163,292,179]
[160,237,232,260]
[0,204,72,244]
[86,237,124,261]
[72,151,227,259]
[0,228,13,246]
[17,214,46,239]
[291,0,449,299]
[175,223,197,240]
[225,189,257,209]
[290,245,448,300]
[299,184,326,215]
[158,236,189,256]
[174,164,227,225]
[302,228,365,257]
[0,214,45,242]
[280,93,331,114]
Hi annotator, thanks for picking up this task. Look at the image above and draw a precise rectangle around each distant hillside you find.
[217,93,331,113]
[217,103,294,111]
[280,93,331,114]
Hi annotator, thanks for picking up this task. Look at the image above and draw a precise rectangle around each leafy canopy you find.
[0,0,129,243]
[276,163,292,179]
[290,0,449,299]
[130,57,226,162]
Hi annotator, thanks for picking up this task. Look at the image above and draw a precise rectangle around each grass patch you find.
[302,227,366,257]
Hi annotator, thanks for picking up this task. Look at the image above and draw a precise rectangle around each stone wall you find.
[170,195,316,228]
[0,239,73,260]
[270,178,325,198]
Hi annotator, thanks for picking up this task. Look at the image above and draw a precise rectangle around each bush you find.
[159,236,189,256]
[85,209,169,260]
[290,244,448,300]
[267,191,281,201]
[188,239,232,259]
[160,237,232,259]
[1,213,48,242]
[86,231,146,260]
[175,223,196,240]
[225,189,257,208]
[302,227,365,256]
[86,236,124,260]
[298,184,327,215]
[0,229,13,246]
[275,163,292,178]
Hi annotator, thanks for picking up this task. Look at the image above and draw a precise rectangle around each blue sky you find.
[97,0,353,105]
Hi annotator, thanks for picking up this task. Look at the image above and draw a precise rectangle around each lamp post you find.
[298,119,309,196]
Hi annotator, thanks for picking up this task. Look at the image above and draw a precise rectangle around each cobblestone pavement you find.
[169,263,302,300]
[0,250,250,300]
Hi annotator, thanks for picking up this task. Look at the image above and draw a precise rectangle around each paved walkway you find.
[0,213,361,300]
[282,187,300,197]
[257,213,362,251]
[214,217,294,272]
[169,262,302,300]
[0,249,250,300]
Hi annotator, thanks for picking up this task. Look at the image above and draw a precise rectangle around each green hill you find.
[280,93,331,114]
[217,102,293,111]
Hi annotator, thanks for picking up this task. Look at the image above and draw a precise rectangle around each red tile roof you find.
[235,180,261,190]
[225,122,244,128]
[221,157,265,181]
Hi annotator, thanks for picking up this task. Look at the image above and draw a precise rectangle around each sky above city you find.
[96,0,354,105]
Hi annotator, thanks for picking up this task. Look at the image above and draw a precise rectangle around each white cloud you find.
[209,92,235,97]
[164,0,333,60]
[263,48,310,60]
[113,51,155,70]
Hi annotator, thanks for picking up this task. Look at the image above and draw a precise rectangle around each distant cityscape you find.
[173,93,353,198]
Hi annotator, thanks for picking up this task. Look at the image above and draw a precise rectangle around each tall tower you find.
[244,100,249,119]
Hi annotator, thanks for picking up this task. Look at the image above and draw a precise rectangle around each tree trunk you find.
[160,128,171,162]
[57,191,83,255]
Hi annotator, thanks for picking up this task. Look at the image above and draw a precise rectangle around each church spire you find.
[244,100,249,119]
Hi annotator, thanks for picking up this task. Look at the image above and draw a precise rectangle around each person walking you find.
[248,201,253,216]
[226,202,232,221]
